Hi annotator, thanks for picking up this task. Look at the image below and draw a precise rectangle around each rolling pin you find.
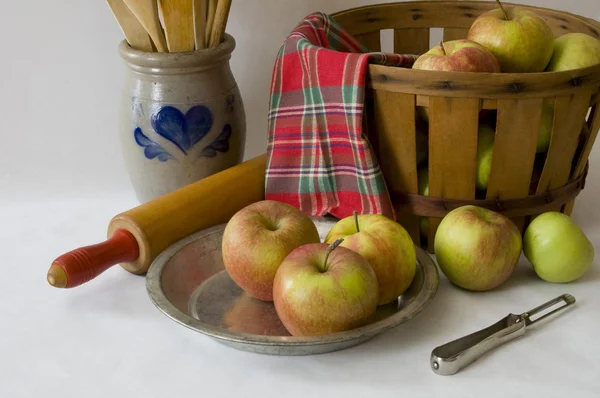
[47,154,267,288]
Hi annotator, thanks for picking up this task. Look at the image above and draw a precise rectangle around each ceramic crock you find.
[117,34,246,203]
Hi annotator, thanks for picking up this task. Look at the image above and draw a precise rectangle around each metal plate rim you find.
[146,217,439,351]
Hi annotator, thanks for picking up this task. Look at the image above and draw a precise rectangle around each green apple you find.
[416,124,429,166]
[476,124,495,190]
[467,0,554,72]
[273,241,379,336]
[546,33,600,72]
[222,200,320,301]
[435,205,522,291]
[325,214,416,305]
[537,102,554,153]
[523,212,594,283]
[418,168,429,237]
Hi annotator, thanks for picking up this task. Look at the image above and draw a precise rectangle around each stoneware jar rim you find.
[118,33,236,71]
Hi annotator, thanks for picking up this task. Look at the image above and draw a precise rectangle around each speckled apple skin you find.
[273,243,379,337]
[325,214,417,305]
[434,206,522,291]
[467,8,554,73]
[222,200,320,301]
[413,39,501,73]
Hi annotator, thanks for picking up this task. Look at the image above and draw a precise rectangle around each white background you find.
[1,1,600,397]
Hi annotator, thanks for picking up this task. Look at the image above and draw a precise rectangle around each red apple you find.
[324,214,416,305]
[222,200,320,301]
[467,0,554,72]
[413,39,500,122]
[273,240,379,336]
[412,39,501,73]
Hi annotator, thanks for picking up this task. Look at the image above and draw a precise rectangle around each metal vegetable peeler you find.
[430,294,576,376]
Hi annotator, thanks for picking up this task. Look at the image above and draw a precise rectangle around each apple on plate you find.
[222,200,320,301]
[546,33,600,72]
[467,0,554,72]
[325,213,416,305]
[273,240,379,336]
[434,205,522,291]
[524,212,594,283]
[476,124,496,191]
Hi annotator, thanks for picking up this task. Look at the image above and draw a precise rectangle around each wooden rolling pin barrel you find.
[47,154,266,288]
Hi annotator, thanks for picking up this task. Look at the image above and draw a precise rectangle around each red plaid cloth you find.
[265,12,417,220]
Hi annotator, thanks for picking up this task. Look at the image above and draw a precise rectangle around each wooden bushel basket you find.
[332,1,600,253]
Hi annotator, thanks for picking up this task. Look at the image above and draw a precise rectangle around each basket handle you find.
[393,163,588,218]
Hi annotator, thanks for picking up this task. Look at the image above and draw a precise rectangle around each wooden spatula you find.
[106,0,153,52]
[193,0,207,50]
[208,0,232,48]
[122,0,168,52]
[158,0,195,52]
[204,0,217,47]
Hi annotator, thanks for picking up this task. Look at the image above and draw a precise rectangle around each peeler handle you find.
[431,314,527,376]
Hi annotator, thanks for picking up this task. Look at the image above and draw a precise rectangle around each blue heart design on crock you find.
[200,124,232,158]
[134,127,173,162]
[151,105,213,155]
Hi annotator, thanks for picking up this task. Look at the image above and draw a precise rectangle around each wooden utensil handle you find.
[48,230,140,288]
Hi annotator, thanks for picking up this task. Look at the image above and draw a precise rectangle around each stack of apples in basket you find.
[413,0,600,184]
[411,3,597,287]
[221,1,598,338]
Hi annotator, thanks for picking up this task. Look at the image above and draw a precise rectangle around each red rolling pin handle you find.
[47,229,139,288]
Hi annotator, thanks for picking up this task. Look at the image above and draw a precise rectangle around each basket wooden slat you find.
[487,98,543,232]
[333,2,600,38]
[443,27,468,41]
[394,28,430,55]
[535,93,592,213]
[368,64,600,99]
[428,97,479,248]
[564,96,600,214]
[356,31,381,52]
[373,91,421,244]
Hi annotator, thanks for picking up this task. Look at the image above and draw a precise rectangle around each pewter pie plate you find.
[146,217,439,355]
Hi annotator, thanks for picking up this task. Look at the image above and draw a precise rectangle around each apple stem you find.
[324,238,344,271]
[496,0,509,20]
[353,210,360,233]
[439,41,446,55]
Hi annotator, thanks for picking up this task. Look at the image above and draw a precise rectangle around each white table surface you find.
[1,185,599,398]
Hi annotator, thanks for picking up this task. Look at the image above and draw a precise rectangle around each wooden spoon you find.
[158,0,195,52]
[106,0,153,52]
[204,0,217,47]
[122,0,168,52]
[193,0,207,50]
[208,0,232,48]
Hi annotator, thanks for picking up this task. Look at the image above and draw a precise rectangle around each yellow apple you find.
[546,33,600,72]
[467,1,554,72]
[325,214,416,305]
